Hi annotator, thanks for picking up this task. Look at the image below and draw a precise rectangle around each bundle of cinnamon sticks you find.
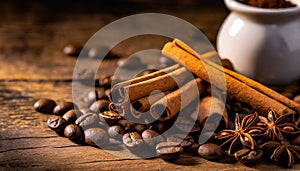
[111,39,300,126]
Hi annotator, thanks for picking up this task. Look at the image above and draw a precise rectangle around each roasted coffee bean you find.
[135,69,158,78]
[294,95,300,104]
[234,149,263,165]
[62,109,83,124]
[63,44,82,57]
[156,142,183,160]
[89,100,110,114]
[221,58,234,70]
[107,125,125,140]
[105,89,112,101]
[87,90,99,103]
[99,76,113,88]
[142,129,165,147]
[97,88,109,99]
[64,124,83,143]
[75,112,100,129]
[118,119,136,132]
[84,128,109,146]
[134,124,148,134]
[198,143,225,160]
[123,132,143,150]
[167,134,194,148]
[99,111,122,126]
[88,46,110,59]
[47,116,67,135]
[34,98,56,114]
[53,101,78,116]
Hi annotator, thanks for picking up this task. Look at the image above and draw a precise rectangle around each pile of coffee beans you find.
[34,67,300,166]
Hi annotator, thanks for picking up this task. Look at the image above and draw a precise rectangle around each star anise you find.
[217,113,260,155]
[260,140,300,167]
[258,110,300,141]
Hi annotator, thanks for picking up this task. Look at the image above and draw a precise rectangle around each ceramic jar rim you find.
[225,0,300,14]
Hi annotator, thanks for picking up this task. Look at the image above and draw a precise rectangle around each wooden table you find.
[1,1,299,170]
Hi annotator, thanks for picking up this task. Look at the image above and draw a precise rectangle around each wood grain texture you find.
[1,1,297,170]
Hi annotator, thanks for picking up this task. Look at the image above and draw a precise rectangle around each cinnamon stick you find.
[111,64,180,104]
[150,78,205,121]
[130,91,170,119]
[112,66,192,106]
[162,39,299,116]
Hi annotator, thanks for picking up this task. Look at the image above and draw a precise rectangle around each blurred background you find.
[0,0,228,79]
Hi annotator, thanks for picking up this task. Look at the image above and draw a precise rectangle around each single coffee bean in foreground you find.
[84,128,109,146]
[34,98,56,114]
[156,141,183,161]
[53,101,78,116]
[47,116,67,135]
[64,124,83,143]
[123,132,143,150]
[198,143,225,160]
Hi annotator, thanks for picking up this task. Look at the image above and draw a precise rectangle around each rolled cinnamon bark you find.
[162,39,297,116]
[150,78,205,121]
[111,64,180,104]
[112,66,192,106]
[130,91,170,119]
[197,96,228,132]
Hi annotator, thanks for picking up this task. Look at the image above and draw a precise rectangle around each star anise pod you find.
[260,140,300,167]
[217,113,260,155]
[258,110,300,141]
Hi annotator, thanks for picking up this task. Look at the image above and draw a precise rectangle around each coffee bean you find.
[88,46,110,59]
[47,116,67,135]
[156,142,183,160]
[99,111,122,126]
[167,134,194,149]
[75,112,100,129]
[123,132,143,150]
[294,95,300,104]
[107,125,125,140]
[64,124,83,143]
[53,101,78,116]
[198,143,225,160]
[99,76,113,88]
[142,129,165,147]
[118,119,136,132]
[63,109,83,124]
[84,128,109,146]
[134,124,148,134]
[221,58,234,70]
[34,98,56,114]
[89,100,110,114]
[235,149,263,165]
[63,44,82,57]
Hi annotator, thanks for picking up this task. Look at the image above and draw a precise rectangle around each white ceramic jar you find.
[217,0,300,85]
